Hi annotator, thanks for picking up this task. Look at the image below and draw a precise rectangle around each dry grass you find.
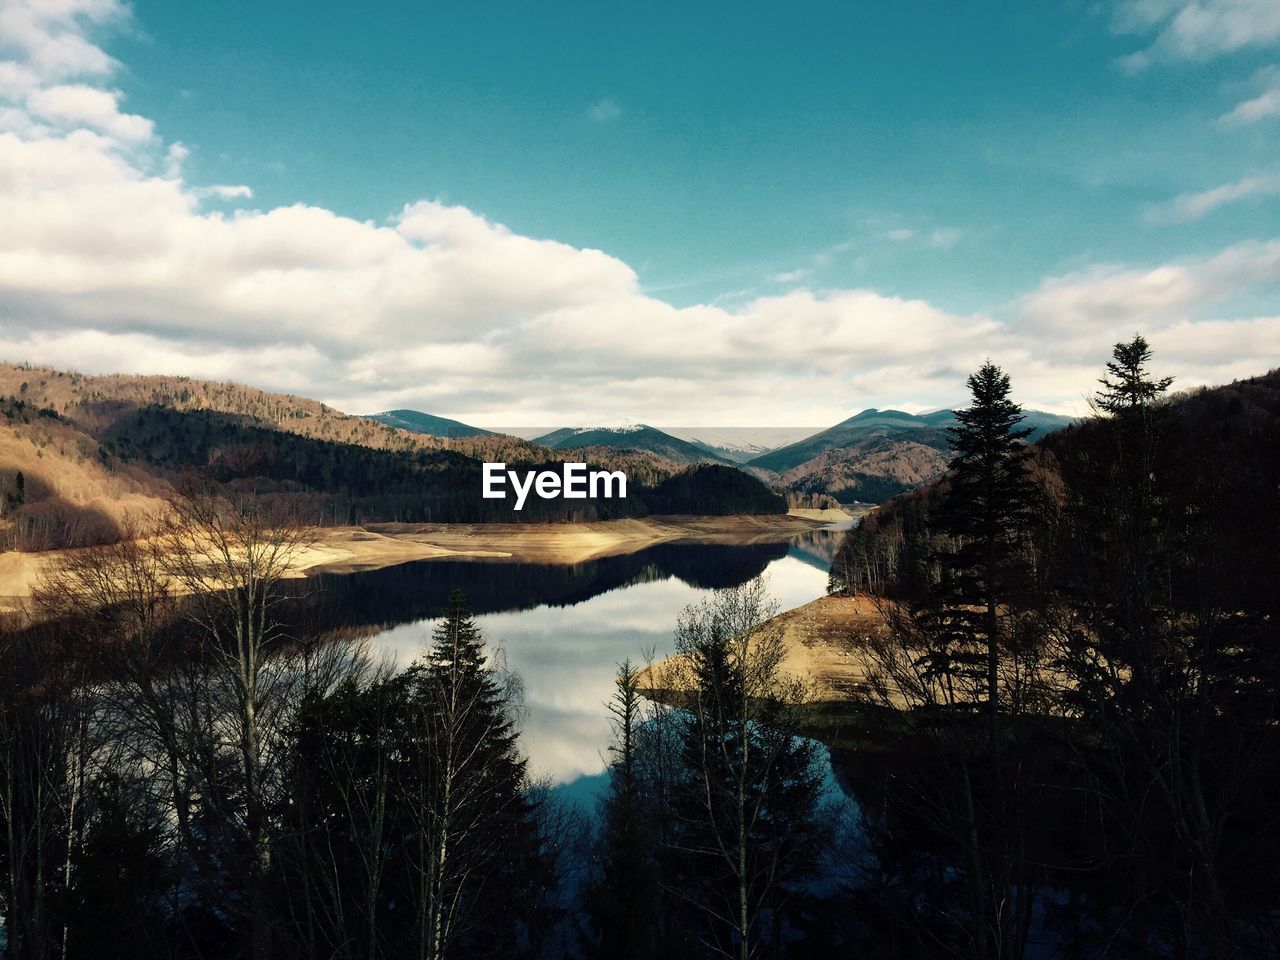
[639,592,890,705]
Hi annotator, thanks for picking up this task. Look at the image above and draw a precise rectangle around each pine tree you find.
[584,661,662,960]
[1096,334,1173,414]
[901,362,1043,960]
[1050,337,1258,952]
[402,589,535,960]
[936,361,1037,732]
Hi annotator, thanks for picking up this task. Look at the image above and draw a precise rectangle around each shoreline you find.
[330,511,833,570]
[0,511,831,607]
[637,591,892,718]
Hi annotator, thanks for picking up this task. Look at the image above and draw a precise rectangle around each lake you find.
[302,519,851,794]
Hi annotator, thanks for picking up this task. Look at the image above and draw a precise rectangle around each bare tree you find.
[659,577,829,960]
[156,489,314,960]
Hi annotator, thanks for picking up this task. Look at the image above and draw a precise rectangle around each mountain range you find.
[659,426,824,463]
[0,364,782,551]
[357,406,1078,504]
[532,424,733,466]
[0,360,1085,553]
[743,406,1075,502]
[480,426,823,464]
[509,408,1075,504]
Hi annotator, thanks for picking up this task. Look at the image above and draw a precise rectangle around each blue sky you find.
[118,1,1276,310]
[1,0,1278,424]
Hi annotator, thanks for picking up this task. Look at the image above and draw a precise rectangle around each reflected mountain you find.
[785,516,860,573]
[292,539,792,635]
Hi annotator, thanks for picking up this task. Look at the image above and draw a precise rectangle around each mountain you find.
[0,363,784,551]
[364,409,492,439]
[657,426,824,464]
[533,424,733,466]
[748,408,944,475]
[490,426,561,440]
[747,406,1076,502]
[780,436,952,504]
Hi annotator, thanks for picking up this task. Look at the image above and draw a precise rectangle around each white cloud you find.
[586,97,620,123]
[1114,0,1280,68]
[0,0,1274,425]
[1145,172,1280,222]
[0,0,125,86]
[193,183,253,201]
[1020,240,1280,327]
[1219,85,1280,125]
[886,228,914,241]
[1218,66,1280,126]
[27,83,153,142]
[1016,240,1280,381]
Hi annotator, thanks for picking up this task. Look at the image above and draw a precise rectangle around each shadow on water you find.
[295,538,792,633]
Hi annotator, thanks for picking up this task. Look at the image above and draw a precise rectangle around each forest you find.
[2,338,1277,959]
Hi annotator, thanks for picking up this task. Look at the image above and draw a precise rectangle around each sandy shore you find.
[0,512,827,608]
[785,507,857,524]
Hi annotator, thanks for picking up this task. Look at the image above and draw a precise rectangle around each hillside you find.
[748,407,1073,475]
[748,408,944,475]
[747,405,1075,501]
[364,409,492,438]
[533,424,733,466]
[0,363,786,551]
[831,369,1280,592]
[780,435,951,503]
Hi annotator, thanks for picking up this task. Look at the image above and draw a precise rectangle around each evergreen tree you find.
[584,661,661,960]
[936,360,1037,730]
[284,591,551,960]
[1096,334,1173,414]
[857,361,1044,960]
[1050,337,1258,952]
[401,589,538,960]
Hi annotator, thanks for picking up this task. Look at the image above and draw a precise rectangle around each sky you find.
[1,0,1278,426]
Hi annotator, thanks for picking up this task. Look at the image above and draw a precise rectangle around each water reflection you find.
[305,528,845,784]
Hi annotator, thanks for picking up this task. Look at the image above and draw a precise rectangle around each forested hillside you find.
[534,424,733,466]
[750,406,1074,502]
[364,409,492,438]
[0,363,785,550]
[827,347,1280,956]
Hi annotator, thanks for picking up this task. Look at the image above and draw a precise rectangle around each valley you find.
[1,360,1064,557]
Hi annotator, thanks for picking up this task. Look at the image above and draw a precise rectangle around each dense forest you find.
[2,339,1277,959]
[828,341,1280,957]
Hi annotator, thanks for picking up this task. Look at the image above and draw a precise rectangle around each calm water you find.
[303,522,851,789]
